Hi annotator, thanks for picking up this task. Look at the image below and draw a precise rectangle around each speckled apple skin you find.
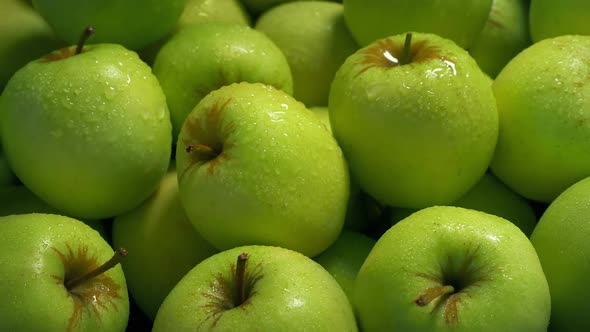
[355,206,550,332]
[491,35,590,203]
[0,44,172,219]
[329,33,498,209]
[530,176,590,331]
[153,23,293,140]
[176,82,349,257]
[0,213,129,332]
[152,245,358,331]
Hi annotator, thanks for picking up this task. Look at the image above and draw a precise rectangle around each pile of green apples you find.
[1,0,589,331]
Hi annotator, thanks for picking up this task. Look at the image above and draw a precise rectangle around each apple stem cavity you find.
[415,285,455,306]
[65,247,128,290]
[234,253,249,306]
[400,32,413,65]
[186,144,219,159]
[75,26,96,55]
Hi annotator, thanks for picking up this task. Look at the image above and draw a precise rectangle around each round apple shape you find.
[355,206,551,331]
[112,165,218,320]
[314,230,375,303]
[153,23,293,140]
[0,31,172,219]
[329,32,498,209]
[31,0,187,50]
[529,0,590,42]
[490,34,590,203]
[152,245,358,331]
[343,0,492,48]
[530,176,590,331]
[0,213,129,331]
[469,0,531,78]
[255,1,358,107]
[176,82,349,257]
[0,185,108,239]
[0,0,62,89]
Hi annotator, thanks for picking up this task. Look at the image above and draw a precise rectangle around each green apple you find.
[241,0,335,14]
[0,0,62,89]
[329,32,498,209]
[469,0,531,78]
[152,245,358,331]
[0,185,108,239]
[176,82,349,257]
[490,34,590,203]
[530,0,590,42]
[0,37,172,219]
[153,23,293,140]
[355,206,550,331]
[343,0,493,48]
[0,213,129,331]
[389,173,537,236]
[31,0,187,50]
[255,1,358,107]
[112,165,218,320]
[0,145,17,186]
[530,176,590,331]
[178,0,251,30]
[314,230,375,303]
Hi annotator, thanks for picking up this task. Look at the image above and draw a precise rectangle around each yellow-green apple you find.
[176,82,349,257]
[491,34,590,203]
[178,0,251,30]
[314,230,375,303]
[0,185,108,239]
[355,206,551,331]
[343,0,493,48]
[241,0,335,14]
[153,23,293,140]
[31,0,187,50]
[255,1,358,107]
[530,0,590,42]
[0,213,129,331]
[0,0,62,89]
[469,0,531,78]
[0,34,172,219]
[112,165,218,320]
[152,245,358,331]
[329,32,498,209]
[530,176,590,331]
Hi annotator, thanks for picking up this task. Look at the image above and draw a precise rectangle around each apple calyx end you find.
[64,247,128,290]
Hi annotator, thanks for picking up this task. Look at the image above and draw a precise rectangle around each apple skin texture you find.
[314,230,376,303]
[329,32,498,209]
[0,0,62,89]
[469,0,531,78]
[176,82,349,257]
[530,176,590,331]
[355,206,550,331]
[152,245,358,331]
[31,0,186,50]
[0,44,172,220]
[178,0,251,30]
[255,1,358,107]
[112,167,218,320]
[491,35,590,203]
[242,0,335,14]
[530,0,590,43]
[343,0,492,48]
[0,213,129,331]
[153,23,293,140]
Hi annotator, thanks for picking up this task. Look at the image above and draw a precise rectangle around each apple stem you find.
[400,32,413,65]
[234,253,249,306]
[415,285,455,306]
[65,247,128,290]
[75,26,96,55]
[186,144,218,158]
